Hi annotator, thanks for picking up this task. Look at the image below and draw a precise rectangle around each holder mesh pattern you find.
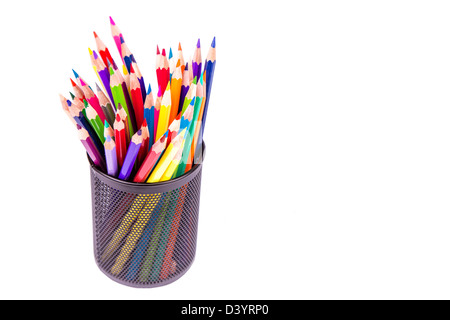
[90,166,202,288]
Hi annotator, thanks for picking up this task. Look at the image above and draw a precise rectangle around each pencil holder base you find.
[89,143,204,288]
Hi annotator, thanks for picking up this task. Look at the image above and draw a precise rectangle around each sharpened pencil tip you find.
[105,120,110,128]
[70,78,77,87]
[147,83,152,95]
[72,69,79,79]
[79,78,86,87]
[169,48,173,59]
[212,37,216,48]
[120,35,125,44]
[93,31,98,38]
[109,16,115,25]
[93,50,99,60]
[95,83,102,92]
[162,48,166,56]
[157,45,160,55]
[178,42,182,51]
[197,39,201,48]
[143,118,148,127]
[88,47,93,55]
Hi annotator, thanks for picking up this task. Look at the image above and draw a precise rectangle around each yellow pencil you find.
[147,129,186,183]
[155,83,172,141]
[160,140,185,182]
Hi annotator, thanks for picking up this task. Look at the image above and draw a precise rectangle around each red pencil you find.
[129,65,144,129]
[70,78,86,103]
[93,31,116,68]
[114,113,128,169]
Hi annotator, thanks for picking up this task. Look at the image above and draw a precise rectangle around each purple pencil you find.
[77,124,106,171]
[118,129,143,181]
[92,50,115,110]
[192,39,202,81]
[104,134,118,177]
[178,63,190,113]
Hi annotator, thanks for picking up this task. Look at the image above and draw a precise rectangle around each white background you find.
[1,0,450,300]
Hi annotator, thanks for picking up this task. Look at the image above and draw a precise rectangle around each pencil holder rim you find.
[88,141,205,194]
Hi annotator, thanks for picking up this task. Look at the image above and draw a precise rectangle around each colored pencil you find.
[68,99,104,154]
[91,48,115,109]
[70,78,85,103]
[155,83,172,142]
[132,61,146,103]
[116,103,130,145]
[80,78,107,124]
[180,99,195,133]
[109,65,136,136]
[153,86,163,141]
[110,16,124,63]
[104,120,114,141]
[187,56,194,82]
[143,84,155,148]
[160,139,185,182]
[192,39,202,81]
[156,48,170,97]
[122,64,130,94]
[169,65,182,125]
[179,63,190,113]
[133,131,169,183]
[177,42,186,73]
[147,128,186,183]
[199,36,216,143]
[187,71,206,171]
[167,113,181,145]
[114,113,128,169]
[94,31,115,67]
[175,78,202,177]
[181,76,197,115]
[120,35,134,74]
[129,66,144,129]
[136,119,149,169]
[155,45,161,82]
[118,130,143,181]
[77,124,106,171]
[59,94,77,126]
[168,47,175,77]
[84,100,105,143]
[96,83,115,127]
[104,133,118,177]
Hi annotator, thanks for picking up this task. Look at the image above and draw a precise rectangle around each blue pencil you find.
[195,37,216,160]
[143,84,155,149]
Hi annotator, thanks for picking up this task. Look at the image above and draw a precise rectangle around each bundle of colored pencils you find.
[60,17,216,183]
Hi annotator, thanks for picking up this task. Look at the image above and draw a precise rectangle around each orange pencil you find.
[169,65,182,125]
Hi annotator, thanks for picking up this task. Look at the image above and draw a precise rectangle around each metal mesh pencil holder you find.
[88,143,205,288]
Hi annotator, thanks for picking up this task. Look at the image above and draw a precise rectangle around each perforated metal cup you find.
[89,143,205,288]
